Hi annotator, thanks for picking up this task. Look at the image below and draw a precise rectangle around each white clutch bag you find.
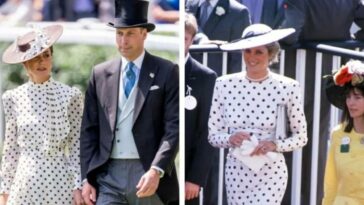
[276,104,288,140]
[231,135,277,173]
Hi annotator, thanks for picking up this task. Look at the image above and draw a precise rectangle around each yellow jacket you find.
[322,124,364,205]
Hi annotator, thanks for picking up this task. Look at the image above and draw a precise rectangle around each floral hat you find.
[325,60,364,109]
[2,25,63,64]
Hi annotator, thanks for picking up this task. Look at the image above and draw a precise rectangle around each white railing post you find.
[222,52,228,75]
[279,50,286,75]
[309,52,323,205]
[218,148,225,205]
[217,52,228,205]
[202,52,208,66]
[328,56,342,157]
[330,56,342,130]
[199,188,204,205]
[292,49,306,205]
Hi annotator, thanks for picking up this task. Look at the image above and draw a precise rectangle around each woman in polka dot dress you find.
[209,24,308,205]
[0,25,84,204]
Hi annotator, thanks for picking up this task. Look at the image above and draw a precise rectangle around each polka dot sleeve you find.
[208,79,231,148]
[0,91,20,193]
[275,81,308,152]
[66,88,83,190]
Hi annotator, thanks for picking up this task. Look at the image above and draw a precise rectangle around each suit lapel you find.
[185,57,194,85]
[105,58,122,131]
[133,52,158,124]
[186,58,200,100]
[271,1,285,29]
[186,0,199,16]
[203,0,229,35]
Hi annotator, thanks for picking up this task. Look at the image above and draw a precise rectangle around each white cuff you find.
[151,166,165,178]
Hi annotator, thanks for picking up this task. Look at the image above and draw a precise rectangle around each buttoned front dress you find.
[208,72,307,205]
[322,124,364,205]
[0,78,83,204]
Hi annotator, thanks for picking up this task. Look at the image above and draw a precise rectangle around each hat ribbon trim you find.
[230,30,271,43]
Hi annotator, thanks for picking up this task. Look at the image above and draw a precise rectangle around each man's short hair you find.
[185,12,198,37]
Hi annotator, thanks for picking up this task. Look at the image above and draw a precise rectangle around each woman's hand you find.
[250,140,277,156]
[0,194,8,205]
[73,189,84,205]
[229,131,250,147]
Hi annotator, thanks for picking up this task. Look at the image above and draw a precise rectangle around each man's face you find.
[116,27,147,61]
[185,30,194,56]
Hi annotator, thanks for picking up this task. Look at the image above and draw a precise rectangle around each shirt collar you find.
[185,53,190,64]
[199,0,218,8]
[121,50,145,71]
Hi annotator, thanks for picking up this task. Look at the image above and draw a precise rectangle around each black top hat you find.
[108,0,155,32]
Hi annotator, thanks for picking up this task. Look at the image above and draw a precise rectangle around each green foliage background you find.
[0,43,178,93]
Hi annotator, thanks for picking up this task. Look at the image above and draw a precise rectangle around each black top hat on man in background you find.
[108,0,155,32]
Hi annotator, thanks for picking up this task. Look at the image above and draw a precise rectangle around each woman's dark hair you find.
[342,83,364,132]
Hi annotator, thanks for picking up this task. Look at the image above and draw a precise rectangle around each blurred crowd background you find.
[0,0,179,26]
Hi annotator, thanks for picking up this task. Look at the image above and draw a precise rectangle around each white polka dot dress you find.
[208,71,307,205]
[0,78,83,204]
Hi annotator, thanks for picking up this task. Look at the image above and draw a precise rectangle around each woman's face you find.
[23,49,52,83]
[243,45,271,73]
[346,88,364,119]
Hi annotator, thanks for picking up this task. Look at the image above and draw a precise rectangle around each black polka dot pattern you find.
[0,78,83,204]
[208,72,307,204]
[225,156,288,205]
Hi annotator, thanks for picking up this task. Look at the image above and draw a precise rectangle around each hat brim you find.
[325,75,346,109]
[2,25,63,64]
[220,28,295,51]
[107,22,155,32]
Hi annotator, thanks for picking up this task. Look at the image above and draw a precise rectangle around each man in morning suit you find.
[184,13,217,205]
[186,0,250,76]
[80,0,179,204]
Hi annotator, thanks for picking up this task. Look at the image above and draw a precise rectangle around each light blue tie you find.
[124,62,136,98]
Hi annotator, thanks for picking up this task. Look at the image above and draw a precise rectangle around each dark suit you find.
[185,56,217,205]
[260,0,285,29]
[186,0,251,76]
[281,0,364,44]
[80,52,179,204]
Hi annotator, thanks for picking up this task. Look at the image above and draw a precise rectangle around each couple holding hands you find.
[0,0,178,205]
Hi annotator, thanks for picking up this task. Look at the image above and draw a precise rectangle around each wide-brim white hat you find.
[220,24,295,51]
[2,25,63,64]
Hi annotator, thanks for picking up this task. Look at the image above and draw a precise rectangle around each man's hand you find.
[82,182,96,205]
[136,168,160,198]
[185,182,200,200]
[73,189,85,205]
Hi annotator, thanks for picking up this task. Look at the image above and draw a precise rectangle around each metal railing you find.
[0,22,179,52]
[190,41,364,205]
